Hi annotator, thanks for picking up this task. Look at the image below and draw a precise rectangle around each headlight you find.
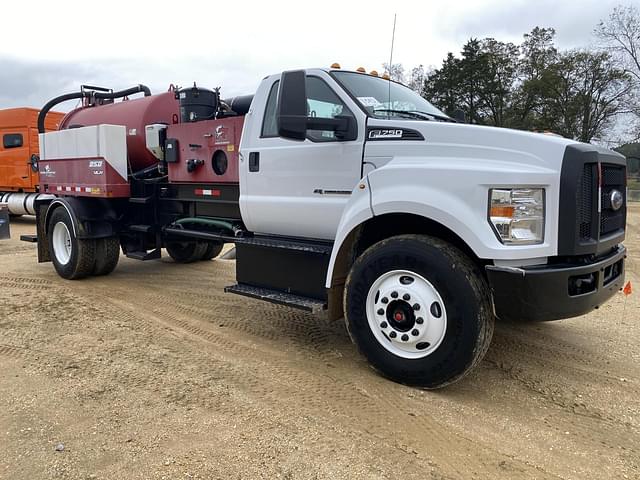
[489,188,545,245]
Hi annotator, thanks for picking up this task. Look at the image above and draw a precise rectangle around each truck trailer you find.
[0,107,64,215]
[30,67,627,388]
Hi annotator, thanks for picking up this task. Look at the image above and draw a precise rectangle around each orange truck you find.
[0,108,64,215]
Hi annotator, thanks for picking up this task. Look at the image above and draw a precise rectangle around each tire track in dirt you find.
[37,293,445,479]
[90,285,559,479]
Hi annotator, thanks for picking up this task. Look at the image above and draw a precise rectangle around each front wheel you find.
[344,234,494,389]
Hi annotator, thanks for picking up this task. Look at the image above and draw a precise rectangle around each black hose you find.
[94,84,151,100]
[38,92,85,134]
[37,84,152,133]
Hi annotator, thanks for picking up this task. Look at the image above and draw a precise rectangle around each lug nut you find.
[389,331,397,338]
[411,329,419,336]
[391,291,398,298]
[416,317,424,324]
[380,321,388,328]
[381,297,389,304]
[377,308,385,315]
[402,293,410,301]
[413,303,420,311]
[401,334,409,341]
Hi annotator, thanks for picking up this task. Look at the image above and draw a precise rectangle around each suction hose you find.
[37,84,152,133]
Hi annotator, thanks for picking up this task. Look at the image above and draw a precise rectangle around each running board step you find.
[129,196,154,204]
[125,248,161,261]
[20,234,38,243]
[224,284,327,313]
[128,224,154,233]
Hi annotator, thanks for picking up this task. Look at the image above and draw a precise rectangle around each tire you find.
[344,234,494,389]
[166,241,208,263]
[47,207,96,280]
[201,242,224,261]
[93,237,120,276]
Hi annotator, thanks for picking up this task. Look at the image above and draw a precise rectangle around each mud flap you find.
[0,204,9,240]
[36,202,51,262]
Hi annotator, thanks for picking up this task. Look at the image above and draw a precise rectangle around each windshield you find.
[331,71,448,120]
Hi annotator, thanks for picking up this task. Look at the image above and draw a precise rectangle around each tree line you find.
[384,5,640,147]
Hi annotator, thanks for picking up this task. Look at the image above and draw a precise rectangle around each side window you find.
[261,81,280,138]
[3,133,23,149]
[261,76,355,142]
[306,77,354,142]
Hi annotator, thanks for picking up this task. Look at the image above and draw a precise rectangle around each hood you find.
[364,119,581,174]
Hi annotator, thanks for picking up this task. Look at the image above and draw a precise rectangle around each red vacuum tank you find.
[59,92,179,172]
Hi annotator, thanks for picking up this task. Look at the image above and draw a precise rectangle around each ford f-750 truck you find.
[29,66,627,388]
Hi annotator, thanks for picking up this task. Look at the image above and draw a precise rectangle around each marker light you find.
[356,67,366,73]
[330,63,341,69]
[370,70,379,76]
[489,188,545,244]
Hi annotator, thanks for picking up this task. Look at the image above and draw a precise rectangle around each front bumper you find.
[486,245,626,321]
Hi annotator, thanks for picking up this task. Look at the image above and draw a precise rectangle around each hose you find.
[37,84,152,133]
[174,217,236,235]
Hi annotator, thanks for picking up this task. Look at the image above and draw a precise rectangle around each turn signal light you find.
[489,206,515,218]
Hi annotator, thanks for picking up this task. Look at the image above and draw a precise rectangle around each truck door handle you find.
[249,152,260,172]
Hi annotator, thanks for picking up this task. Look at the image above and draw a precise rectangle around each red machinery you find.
[37,85,251,198]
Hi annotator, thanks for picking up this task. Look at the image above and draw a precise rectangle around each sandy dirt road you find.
[0,207,638,480]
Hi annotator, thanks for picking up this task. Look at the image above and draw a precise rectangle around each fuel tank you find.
[59,92,179,172]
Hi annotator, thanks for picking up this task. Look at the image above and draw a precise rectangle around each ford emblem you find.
[610,189,624,211]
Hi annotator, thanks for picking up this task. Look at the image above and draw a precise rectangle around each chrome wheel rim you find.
[366,269,447,359]
[52,221,72,265]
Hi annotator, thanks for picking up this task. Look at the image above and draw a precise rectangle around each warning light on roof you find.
[382,73,390,80]
[330,63,341,69]
[370,70,379,76]
[356,67,366,73]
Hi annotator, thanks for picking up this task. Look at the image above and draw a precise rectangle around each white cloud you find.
[0,0,629,109]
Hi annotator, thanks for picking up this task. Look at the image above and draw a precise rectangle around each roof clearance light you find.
[382,73,390,80]
[370,70,379,76]
[356,67,366,73]
[330,63,341,69]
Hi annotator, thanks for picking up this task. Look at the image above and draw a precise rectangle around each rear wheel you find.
[93,237,120,276]
[48,207,96,280]
[166,241,207,263]
[344,234,494,389]
[201,242,224,261]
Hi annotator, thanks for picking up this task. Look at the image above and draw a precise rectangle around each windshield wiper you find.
[373,109,456,123]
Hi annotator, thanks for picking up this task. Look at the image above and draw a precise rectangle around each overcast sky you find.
[0,0,629,111]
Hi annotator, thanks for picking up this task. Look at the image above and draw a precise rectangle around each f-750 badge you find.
[368,129,403,139]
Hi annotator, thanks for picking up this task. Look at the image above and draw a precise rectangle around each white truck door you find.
[240,71,366,241]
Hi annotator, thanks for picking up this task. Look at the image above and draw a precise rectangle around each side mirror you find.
[277,70,307,141]
[452,108,466,123]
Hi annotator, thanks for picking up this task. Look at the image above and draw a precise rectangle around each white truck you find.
[30,67,627,388]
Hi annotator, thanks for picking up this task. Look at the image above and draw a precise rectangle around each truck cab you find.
[0,108,63,215]
[31,68,627,388]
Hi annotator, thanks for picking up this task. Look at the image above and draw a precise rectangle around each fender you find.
[44,197,120,240]
[326,160,559,287]
[324,177,373,288]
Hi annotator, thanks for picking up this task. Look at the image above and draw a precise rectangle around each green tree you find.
[513,27,559,130]
[544,50,633,142]
[422,53,462,117]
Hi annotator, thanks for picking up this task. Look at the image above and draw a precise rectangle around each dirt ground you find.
[0,208,638,480]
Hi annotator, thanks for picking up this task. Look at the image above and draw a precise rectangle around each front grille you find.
[577,164,596,240]
[600,164,626,237]
[559,145,627,256]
